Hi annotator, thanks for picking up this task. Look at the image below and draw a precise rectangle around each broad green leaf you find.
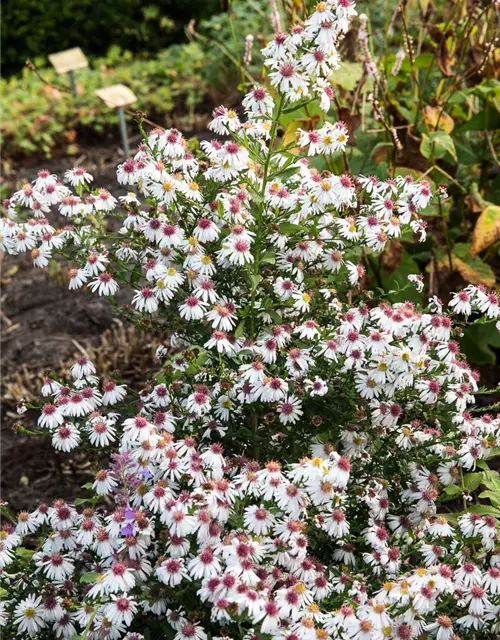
[80,571,100,583]
[468,505,500,517]
[470,205,500,254]
[420,132,457,162]
[478,490,500,508]
[330,62,363,91]
[456,108,500,132]
[248,274,262,290]
[460,322,500,365]
[380,252,422,304]
[16,547,35,560]
[279,222,302,235]
[444,484,462,496]
[400,52,434,72]
[463,472,484,491]
[260,251,276,265]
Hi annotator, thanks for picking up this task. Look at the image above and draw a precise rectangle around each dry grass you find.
[3,323,163,408]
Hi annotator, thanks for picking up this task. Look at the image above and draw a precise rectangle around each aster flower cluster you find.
[2,1,500,638]
[2,350,500,640]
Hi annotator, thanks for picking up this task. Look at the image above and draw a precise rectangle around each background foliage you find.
[1,0,222,74]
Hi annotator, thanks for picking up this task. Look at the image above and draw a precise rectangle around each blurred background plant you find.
[1,0,221,74]
[1,0,271,162]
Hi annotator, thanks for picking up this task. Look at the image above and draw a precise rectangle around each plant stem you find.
[228,0,246,85]
[249,94,284,339]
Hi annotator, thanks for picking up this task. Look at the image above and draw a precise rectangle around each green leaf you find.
[260,251,276,265]
[234,319,246,339]
[468,505,500,518]
[279,222,302,235]
[460,322,500,365]
[400,52,434,72]
[478,490,500,509]
[248,274,262,290]
[476,459,490,470]
[420,132,457,162]
[267,310,283,324]
[330,61,363,91]
[456,109,500,132]
[454,139,481,165]
[271,166,300,181]
[15,547,35,560]
[380,252,422,304]
[463,472,484,491]
[282,98,315,114]
[80,571,100,584]
[444,484,463,496]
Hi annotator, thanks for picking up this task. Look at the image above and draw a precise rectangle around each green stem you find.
[249,94,284,339]
[228,0,245,85]
[80,607,98,640]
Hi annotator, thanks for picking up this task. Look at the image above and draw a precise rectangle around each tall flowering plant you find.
[2,2,500,639]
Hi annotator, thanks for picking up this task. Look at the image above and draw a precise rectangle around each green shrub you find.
[0,43,209,159]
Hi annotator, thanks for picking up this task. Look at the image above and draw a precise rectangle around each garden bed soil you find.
[1,147,126,514]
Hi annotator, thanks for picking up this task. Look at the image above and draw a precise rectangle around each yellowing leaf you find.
[372,142,393,164]
[282,121,302,155]
[423,105,454,133]
[442,255,496,287]
[471,205,500,254]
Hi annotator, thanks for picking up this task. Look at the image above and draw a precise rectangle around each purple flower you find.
[120,522,134,536]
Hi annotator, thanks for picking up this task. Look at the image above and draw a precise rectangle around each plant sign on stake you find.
[48,47,89,104]
[95,85,138,158]
[1,1,500,639]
